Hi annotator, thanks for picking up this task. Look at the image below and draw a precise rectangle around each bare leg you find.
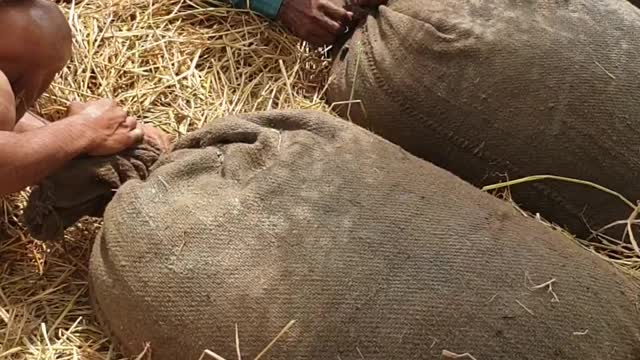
[0,0,72,126]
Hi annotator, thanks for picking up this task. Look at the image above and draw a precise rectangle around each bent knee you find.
[27,0,72,67]
[0,0,72,69]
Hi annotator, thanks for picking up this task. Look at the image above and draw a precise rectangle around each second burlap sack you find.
[328,0,640,236]
[90,110,640,360]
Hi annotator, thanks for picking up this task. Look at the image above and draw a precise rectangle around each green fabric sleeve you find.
[230,0,284,19]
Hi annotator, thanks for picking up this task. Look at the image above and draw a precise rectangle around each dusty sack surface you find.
[89,110,640,359]
[328,0,640,237]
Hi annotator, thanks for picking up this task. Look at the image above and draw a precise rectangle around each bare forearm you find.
[0,115,94,195]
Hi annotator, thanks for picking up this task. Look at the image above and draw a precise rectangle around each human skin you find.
[0,0,170,196]
[237,0,388,46]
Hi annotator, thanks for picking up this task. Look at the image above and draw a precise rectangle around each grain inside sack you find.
[89,110,640,359]
[328,0,640,237]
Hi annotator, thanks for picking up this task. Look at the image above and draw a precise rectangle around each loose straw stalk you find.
[4,0,640,359]
[484,175,640,280]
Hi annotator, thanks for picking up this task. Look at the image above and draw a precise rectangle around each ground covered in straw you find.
[2,1,640,359]
[0,1,330,358]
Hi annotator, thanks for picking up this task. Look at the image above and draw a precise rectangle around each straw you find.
[2,0,640,358]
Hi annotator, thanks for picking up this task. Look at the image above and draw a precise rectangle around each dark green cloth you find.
[230,0,283,19]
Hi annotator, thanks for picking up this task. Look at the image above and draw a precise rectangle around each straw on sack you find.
[91,110,640,360]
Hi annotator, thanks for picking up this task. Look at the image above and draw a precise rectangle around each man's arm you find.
[0,72,145,195]
[0,101,146,196]
[0,115,96,195]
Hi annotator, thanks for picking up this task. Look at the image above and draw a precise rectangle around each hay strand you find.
[482,175,635,209]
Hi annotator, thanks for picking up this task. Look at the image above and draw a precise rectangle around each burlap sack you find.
[24,141,163,241]
[328,0,640,237]
[90,110,640,360]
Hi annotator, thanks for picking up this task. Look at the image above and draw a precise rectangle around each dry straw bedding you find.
[0,0,639,359]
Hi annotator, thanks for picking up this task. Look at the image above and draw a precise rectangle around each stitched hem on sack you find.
[356,22,592,232]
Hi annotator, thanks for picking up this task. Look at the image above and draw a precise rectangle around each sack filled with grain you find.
[328,0,640,237]
[90,110,640,360]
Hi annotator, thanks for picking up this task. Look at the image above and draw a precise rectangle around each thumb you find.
[67,100,87,115]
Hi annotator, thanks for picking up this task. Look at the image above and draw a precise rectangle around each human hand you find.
[277,0,354,46]
[67,99,144,156]
[140,123,173,153]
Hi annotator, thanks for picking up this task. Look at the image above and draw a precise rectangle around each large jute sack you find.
[328,0,640,237]
[90,110,640,359]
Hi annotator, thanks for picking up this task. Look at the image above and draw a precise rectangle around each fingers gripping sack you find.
[90,110,640,360]
[24,139,165,241]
